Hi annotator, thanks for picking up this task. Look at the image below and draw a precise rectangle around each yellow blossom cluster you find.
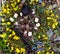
[2,0,20,14]
[15,48,25,54]
[46,10,59,29]
[10,46,25,54]
[37,49,54,54]
[0,33,7,38]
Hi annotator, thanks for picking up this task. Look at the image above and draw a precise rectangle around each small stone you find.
[24,31,27,34]
[9,17,14,22]
[53,4,57,8]
[36,23,40,27]
[58,7,60,10]
[34,26,38,30]
[14,13,18,18]
[32,11,35,14]
[14,22,18,25]
[24,16,28,19]
[28,31,32,36]
[35,17,39,22]
[20,19,24,21]
[20,12,23,16]
[32,9,35,11]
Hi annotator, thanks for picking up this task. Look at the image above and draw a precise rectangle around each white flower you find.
[35,17,39,22]
[36,23,40,27]
[14,13,18,18]
[20,12,23,16]
[28,31,32,36]
[14,22,18,25]
[9,17,14,22]
[32,11,35,14]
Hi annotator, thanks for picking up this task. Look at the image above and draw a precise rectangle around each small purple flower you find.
[38,47,44,51]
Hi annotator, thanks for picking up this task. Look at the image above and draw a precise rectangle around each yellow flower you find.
[46,52,50,54]
[35,0,38,2]
[55,22,58,25]
[51,14,54,17]
[56,15,59,18]
[42,50,45,52]
[0,11,2,16]
[52,24,55,29]
[53,19,56,22]
[9,29,12,32]
[43,36,48,40]
[2,22,6,25]
[12,31,16,35]
[13,35,19,40]
[2,5,4,9]
[17,0,20,2]
[7,22,11,25]
[14,6,18,11]
[9,34,12,37]
[11,3,15,7]
[7,43,10,46]
[31,0,34,2]
[3,8,7,13]
[7,8,10,11]
[38,36,41,39]
[6,11,10,14]
[42,35,45,37]
[47,17,51,20]
[37,51,41,54]
[20,48,25,53]
[14,2,17,5]
[45,10,49,14]
[15,48,20,53]
[51,51,54,54]
[49,46,51,50]
[6,4,9,8]
[48,22,50,26]
[50,10,53,13]
[41,2,45,6]
[2,18,5,22]
[6,28,10,31]
[4,40,7,42]
[11,46,14,51]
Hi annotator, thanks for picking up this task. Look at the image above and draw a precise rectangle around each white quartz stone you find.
[32,9,35,11]
[28,31,32,36]
[32,11,35,14]
[20,12,23,16]
[35,17,39,22]
[24,31,27,34]
[36,23,40,27]
[34,26,38,30]
[15,22,18,25]
[9,17,14,22]
[14,13,18,18]
[53,4,57,8]
[58,7,60,10]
